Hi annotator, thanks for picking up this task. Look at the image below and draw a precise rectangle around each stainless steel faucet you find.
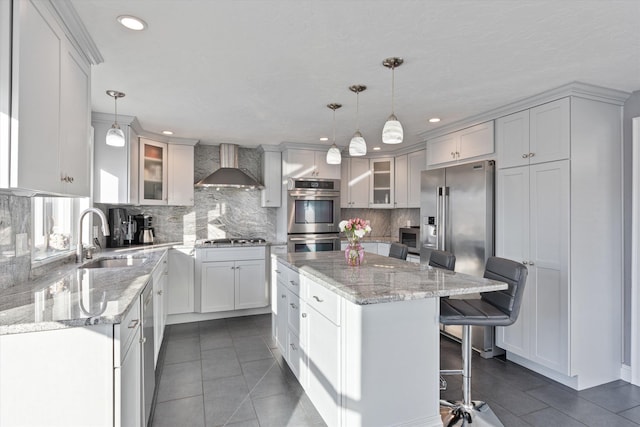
[77,208,110,262]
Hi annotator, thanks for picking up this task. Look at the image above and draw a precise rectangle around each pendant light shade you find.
[348,85,367,156]
[326,103,342,165]
[382,57,404,145]
[106,90,126,147]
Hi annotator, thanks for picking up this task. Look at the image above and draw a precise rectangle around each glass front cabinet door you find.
[140,138,168,204]
[369,157,395,208]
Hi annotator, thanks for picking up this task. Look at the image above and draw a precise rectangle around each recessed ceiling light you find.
[320,137,329,141]
[117,15,147,31]
[429,117,441,123]
[373,147,381,151]
[162,130,173,135]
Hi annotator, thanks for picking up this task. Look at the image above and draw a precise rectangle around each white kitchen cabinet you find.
[395,149,426,208]
[284,148,340,179]
[261,149,282,207]
[407,254,420,264]
[426,121,494,167]
[495,96,622,390]
[2,0,91,196]
[168,144,195,206]
[369,157,395,208]
[340,157,370,208]
[119,300,143,427]
[92,113,140,204]
[167,247,195,315]
[496,98,570,169]
[140,138,168,205]
[153,251,169,367]
[377,242,391,257]
[196,246,267,313]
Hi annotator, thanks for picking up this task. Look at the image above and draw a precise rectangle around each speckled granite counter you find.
[276,251,506,305]
[0,246,172,335]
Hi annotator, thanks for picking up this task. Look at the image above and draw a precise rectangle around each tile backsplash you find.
[0,195,31,289]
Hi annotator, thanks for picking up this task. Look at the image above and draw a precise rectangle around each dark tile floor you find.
[151,314,640,427]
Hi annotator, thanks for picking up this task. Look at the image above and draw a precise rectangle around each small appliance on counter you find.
[134,214,154,245]
[107,208,130,248]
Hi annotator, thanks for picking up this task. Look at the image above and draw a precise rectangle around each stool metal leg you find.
[440,325,505,427]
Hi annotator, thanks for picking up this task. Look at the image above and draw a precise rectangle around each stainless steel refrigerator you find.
[420,160,502,358]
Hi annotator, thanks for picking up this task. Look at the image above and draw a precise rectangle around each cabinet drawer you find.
[304,279,340,326]
[287,329,304,381]
[200,246,265,262]
[283,265,302,296]
[119,297,141,360]
[287,291,302,336]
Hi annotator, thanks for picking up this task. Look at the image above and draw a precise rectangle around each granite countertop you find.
[0,245,173,335]
[194,241,271,249]
[276,251,507,305]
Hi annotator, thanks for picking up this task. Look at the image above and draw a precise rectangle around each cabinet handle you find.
[157,290,163,295]
[312,295,324,303]
[281,294,286,299]
[529,261,535,266]
[289,280,298,286]
[528,152,535,158]
[302,313,307,318]
[290,343,297,350]
[140,337,146,344]
[290,303,298,309]
[451,152,456,158]
[275,270,281,274]
[522,153,529,158]
[522,261,528,265]
[128,319,139,329]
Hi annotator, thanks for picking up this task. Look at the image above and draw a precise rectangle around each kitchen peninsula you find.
[271,251,507,427]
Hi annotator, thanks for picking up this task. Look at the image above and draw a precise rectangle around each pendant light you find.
[106,90,126,147]
[348,85,367,156]
[326,103,342,165]
[382,57,404,144]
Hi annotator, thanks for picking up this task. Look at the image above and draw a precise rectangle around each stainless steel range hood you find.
[195,144,264,189]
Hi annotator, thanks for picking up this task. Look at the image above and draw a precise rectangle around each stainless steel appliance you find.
[399,226,420,255]
[107,208,128,248]
[134,214,154,245]
[287,178,341,252]
[141,282,155,425]
[420,160,501,358]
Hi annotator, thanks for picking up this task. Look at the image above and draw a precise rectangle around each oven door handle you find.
[288,236,340,241]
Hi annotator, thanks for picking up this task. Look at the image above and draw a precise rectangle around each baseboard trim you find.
[167,307,271,325]
[621,364,632,382]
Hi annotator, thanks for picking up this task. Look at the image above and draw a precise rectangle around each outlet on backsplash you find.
[15,233,28,256]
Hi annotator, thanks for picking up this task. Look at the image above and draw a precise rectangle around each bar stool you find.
[440,257,528,426]
[388,242,408,260]
[429,250,456,271]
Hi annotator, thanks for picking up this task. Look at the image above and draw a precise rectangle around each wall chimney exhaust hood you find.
[195,143,264,189]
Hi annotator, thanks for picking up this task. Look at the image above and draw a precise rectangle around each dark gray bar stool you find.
[440,257,528,426]
[388,242,408,260]
[429,250,456,271]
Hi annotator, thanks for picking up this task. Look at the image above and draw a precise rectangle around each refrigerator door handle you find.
[442,187,449,251]
[436,187,442,250]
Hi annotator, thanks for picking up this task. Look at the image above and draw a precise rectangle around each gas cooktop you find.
[197,237,267,245]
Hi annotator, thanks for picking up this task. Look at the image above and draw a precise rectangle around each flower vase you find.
[345,242,364,266]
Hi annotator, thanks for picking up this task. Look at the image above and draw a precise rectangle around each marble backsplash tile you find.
[339,208,419,239]
[0,195,31,289]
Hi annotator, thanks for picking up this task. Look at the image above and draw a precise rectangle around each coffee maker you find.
[108,208,138,247]
[134,214,154,245]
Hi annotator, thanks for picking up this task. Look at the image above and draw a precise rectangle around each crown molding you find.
[48,0,103,65]
[417,81,630,141]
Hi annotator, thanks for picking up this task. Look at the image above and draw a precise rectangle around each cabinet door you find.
[200,261,235,312]
[120,327,142,427]
[340,161,350,208]
[348,158,371,208]
[140,138,168,205]
[377,243,390,257]
[495,166,530,355]
[427,133,457,166]
[529,160,569,374]
[407,150,426,207]
[314,152,341,179]
[12,0,62,192]
[59,45,91,197]
[275,281,289,354]
[529,98,570,165]
[303,305,340,427]
[235,259,268,310]
[370,158,394,208]
[167,248,195,315]
[394,154,408,208]
[168,144,194,206]
[261,150,282,207]
[284,149,316,178]
[457,121,494,161]
[497,110,530,169]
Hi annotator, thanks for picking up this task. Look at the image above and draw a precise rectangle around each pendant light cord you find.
[333,107,336,144]
[356,91,360,131]
[114,96,119,127]
[391,65,395,115]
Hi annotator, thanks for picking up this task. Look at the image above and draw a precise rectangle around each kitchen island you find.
[272,251,507,427]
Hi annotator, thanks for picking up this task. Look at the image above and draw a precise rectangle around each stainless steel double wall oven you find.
[287,178,341,252]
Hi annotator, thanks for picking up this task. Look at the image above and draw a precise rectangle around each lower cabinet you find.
[196,246,268,313]
[118,298,143,427]
[167,247,195,315]
[153,251,169,367]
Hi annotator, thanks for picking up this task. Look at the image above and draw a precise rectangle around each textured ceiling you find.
[71,0,640,152]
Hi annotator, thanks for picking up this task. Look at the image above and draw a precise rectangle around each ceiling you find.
[71,0,640,153]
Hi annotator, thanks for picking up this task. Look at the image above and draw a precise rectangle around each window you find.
[32,197,89,263]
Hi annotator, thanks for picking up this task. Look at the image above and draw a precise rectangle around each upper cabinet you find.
[168,144,195,206]
[92,113,140,204]
[340,157,370,208]
[260,149,282,207]
[284,149,340,179]
[1,0,93,196]
[496,98,570,169]
[426,121,494,168]
[395,149,425,208]
[369,157,395,208]
[140,138,169,205]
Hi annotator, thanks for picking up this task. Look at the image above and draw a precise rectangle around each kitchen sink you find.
[80,257,147,269]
